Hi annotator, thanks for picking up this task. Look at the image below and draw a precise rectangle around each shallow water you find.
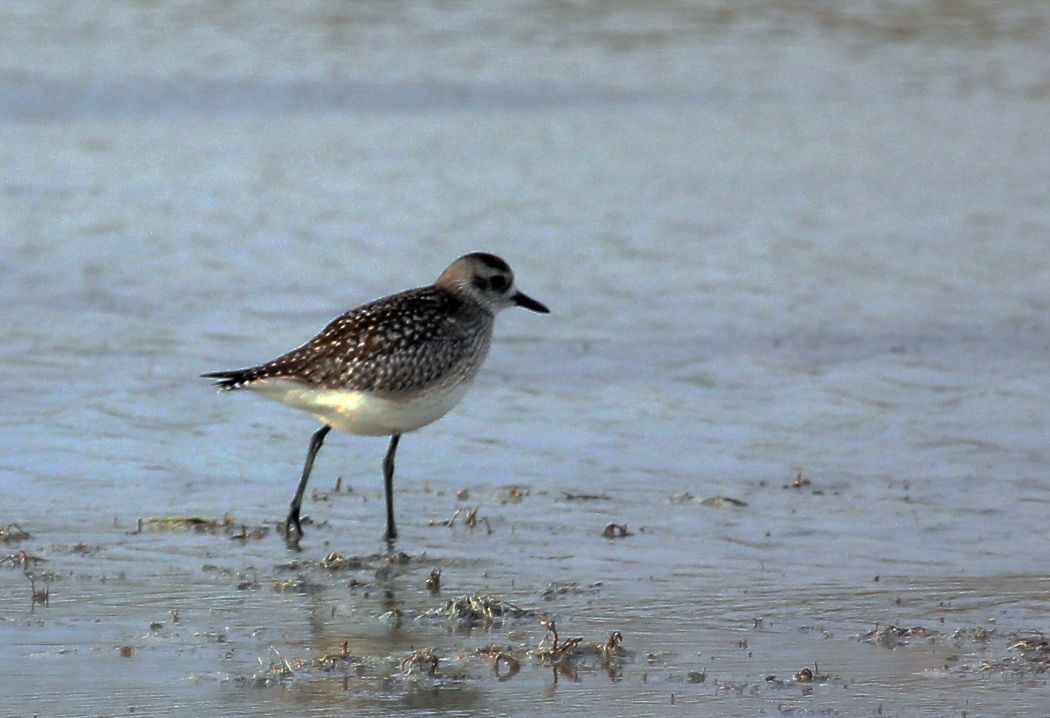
[2,2,1050,716]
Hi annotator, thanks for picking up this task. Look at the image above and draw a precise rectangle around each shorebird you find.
[202,252,549,541]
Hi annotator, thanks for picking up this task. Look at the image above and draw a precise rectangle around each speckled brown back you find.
[204,286,494,396]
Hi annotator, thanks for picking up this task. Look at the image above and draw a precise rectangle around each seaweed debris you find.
[861,624,938,648]
[0,523,30,544]
[422,593,536,627]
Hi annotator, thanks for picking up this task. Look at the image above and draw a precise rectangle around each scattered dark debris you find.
[539,581,601,600]
[456,488,470,501]
[700,496,748,508]
[2,550,46,569]
[271,578,324,594]
[531,620,628,679]
[378,605,404,628]
[492,651,521,679]
[498,485,529,503]
[246,644,360,683]
[533,618,583,663]
[320,552,364,571]
[797,624,833,639]
[784,472,811,489]
[263,647,300,680]
[203,564,261,591]
[314,641,358,672]
[1009,634,1047,652]
[229,525,269,541]
[761,664,830,689]
[425,568,442,594]
[602,523,632,539]
[861,624,938,648]
[476,644,524,680]
[117,645,135,658]
[712,679,749,695]
[132,513,268,540]
[0,523,30,543]
[330,476,354,495]
[313,476,357,501]
[242,645,366,689]
[400,647,439,676]
[28,573,50,609]
[276,550,404,574]
[671,492,750,507]
[224,621,630,689]
[137,515,230,531]
[646,651,676,666]
[431,506,492,534]
[422,593,536,627]
[1006,634,1050,673]
[196,630,228,643]
[976,633,1050,675]
[430,510,458,528]
[687,669,707,683]
[561,491,610,501]
[951,626,994,643]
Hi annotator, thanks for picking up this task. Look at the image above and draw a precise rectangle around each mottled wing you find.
[203,287,472,394]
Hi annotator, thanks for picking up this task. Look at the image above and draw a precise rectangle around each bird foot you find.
[284,506,305,538]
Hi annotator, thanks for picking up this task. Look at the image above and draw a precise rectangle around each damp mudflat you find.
[2,2,1050,717]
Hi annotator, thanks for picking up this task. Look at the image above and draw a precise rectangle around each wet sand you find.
[5,468,1050,716]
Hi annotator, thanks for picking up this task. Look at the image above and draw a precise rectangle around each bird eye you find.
[489,275,508,292]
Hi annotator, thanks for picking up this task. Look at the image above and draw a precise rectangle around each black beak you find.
[513,291,550,313]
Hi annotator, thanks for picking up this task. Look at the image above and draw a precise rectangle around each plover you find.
[202,252,549,541]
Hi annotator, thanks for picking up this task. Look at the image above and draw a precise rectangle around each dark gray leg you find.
[285,425,331,537]
[383,433,401,541]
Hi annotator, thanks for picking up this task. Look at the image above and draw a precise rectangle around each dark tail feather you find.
[201,368,257,391]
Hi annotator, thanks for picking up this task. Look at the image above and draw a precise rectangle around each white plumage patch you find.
[246,379,472,436]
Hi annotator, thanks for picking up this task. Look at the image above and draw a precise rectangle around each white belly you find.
[247,380,471,436]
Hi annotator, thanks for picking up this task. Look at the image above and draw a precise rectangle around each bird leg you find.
[285,424,332,537]
[383,433,402,541]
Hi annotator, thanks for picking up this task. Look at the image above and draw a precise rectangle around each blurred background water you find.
[1,2,1049,716]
